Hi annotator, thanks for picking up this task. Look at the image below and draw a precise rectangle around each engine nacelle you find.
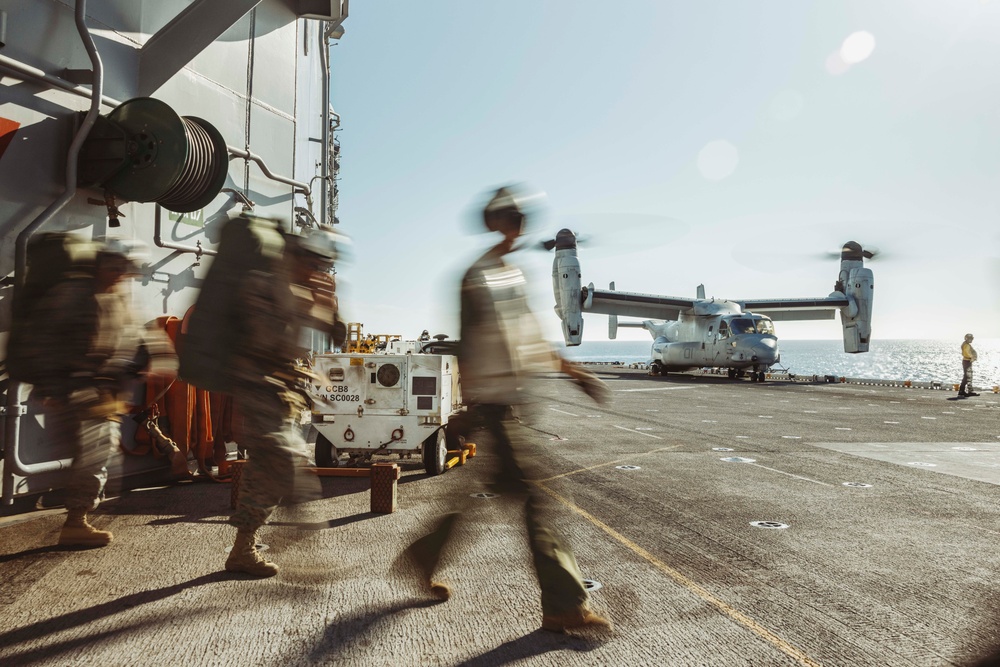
[837,243,874,353]
[551,229,583,345]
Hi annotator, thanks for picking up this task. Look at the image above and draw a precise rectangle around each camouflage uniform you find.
[404,249,590,618]
[31,277,138,511]
[228,267,330,533]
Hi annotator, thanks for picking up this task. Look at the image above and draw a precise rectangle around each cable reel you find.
[78,97,228,213]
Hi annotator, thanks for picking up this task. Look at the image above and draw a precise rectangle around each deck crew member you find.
[30,238,176,547]
[399,185,612,633]
[958,333,979,398]
[225,226,346,577]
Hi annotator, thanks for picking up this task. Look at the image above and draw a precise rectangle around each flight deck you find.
[2,368,999,666]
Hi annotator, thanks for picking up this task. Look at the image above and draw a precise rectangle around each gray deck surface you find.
[2,369,1000,666]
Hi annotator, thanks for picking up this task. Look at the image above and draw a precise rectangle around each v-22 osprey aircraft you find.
[549,230,874,381]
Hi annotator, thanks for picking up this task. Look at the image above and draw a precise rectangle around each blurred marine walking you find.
[11,236,177,547]
[399,186,612,633]
[222,224,347,577]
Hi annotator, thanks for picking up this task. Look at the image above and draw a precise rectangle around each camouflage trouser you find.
[47,404,120,512]
[406,404,589,616]
[229,385,320,532]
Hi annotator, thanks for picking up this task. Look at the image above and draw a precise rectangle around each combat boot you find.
[541,604,612,633]
[58,510,113,547]
[225,530,279,577]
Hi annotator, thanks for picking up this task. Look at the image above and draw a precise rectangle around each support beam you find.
[138,0,262,96]
[296,0,349,22]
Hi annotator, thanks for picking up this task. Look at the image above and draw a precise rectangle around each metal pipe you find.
[227,145,310,196]
[0,53,120,109]
[153,205,218,260]
[4,0,102,504]
[319,24,330,226]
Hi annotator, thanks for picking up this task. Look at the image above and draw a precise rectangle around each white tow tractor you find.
[308,327,464,475]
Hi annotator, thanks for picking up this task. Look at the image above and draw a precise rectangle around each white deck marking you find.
[549,407,579,417]
[534,483,826,667]
[747,463,833,486]
[615,386,695,393]
[810,441,1000,486]
[612,425,663,439]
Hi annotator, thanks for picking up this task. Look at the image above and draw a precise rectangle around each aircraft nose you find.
[752,337,779,363]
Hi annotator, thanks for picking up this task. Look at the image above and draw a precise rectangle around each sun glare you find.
[840,31,876,64]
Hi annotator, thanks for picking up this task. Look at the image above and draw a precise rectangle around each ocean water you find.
[560,338,1000,387]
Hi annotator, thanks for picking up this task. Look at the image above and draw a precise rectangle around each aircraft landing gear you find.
[650,362,664,377]
[728,368,737,380]
[749,368,767,382]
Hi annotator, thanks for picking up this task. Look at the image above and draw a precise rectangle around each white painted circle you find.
[842,482,872,488]
[721,457,756,463]
[750,521,789,530]
[582,579,603,592]
[713,447,734,452]
[470,492,499,499]
[616,465,642,471]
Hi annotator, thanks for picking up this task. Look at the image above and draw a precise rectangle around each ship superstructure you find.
[0,0,349,505]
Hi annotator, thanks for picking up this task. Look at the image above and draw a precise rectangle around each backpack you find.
[178,214,285,392]
[5,233,95,385]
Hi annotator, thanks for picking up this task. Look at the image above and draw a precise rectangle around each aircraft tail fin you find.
[696,284,705,299]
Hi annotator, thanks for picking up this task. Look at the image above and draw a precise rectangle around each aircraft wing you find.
[738,296,849,321]
[584,288,694,321]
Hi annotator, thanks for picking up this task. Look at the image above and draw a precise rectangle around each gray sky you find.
[331,0,1000,343]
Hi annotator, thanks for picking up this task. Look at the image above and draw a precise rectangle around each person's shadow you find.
[301,597,605,667]
[0,572,229,665]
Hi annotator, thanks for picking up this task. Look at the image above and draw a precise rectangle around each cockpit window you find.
[718,321,729,338]
[729,318,755,334]
[755,318,775,335]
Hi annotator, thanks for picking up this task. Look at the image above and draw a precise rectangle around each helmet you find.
[296,227,345,262]
[96,237,150,271]
[483,185,534,232]
[965,333,974,341]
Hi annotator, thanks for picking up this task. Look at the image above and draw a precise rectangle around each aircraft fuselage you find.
[647,311,780,373]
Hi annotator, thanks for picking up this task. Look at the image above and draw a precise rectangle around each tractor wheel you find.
[423,428,448,476]
[314,434,338,468]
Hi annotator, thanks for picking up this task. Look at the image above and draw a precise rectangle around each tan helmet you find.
[483,185,528,233]
[296,227,347,262]
[965,333,974,341]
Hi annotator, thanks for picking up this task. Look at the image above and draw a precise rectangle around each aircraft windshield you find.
[729,318,775,335]
[729,318,755,334]
[756,318,775,335]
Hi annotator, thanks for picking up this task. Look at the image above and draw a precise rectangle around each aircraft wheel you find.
[758,371,767,383]
[422,428,448,476]
[736,370,747,379]
[727,368,737,380]
[314,434,338,468]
